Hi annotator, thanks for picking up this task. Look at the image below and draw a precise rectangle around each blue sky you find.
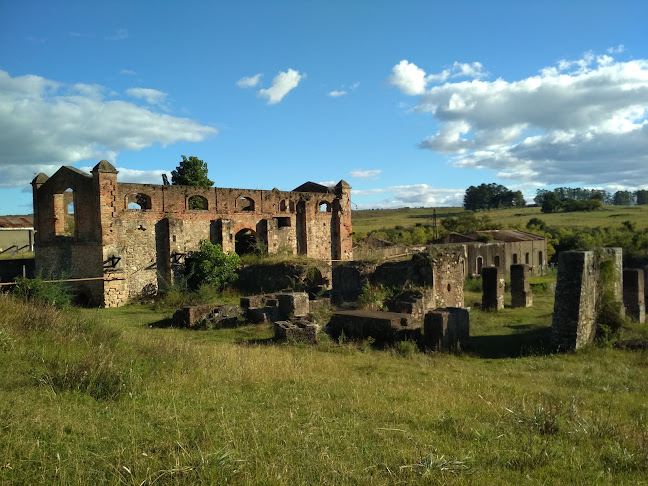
[1,0,647,214]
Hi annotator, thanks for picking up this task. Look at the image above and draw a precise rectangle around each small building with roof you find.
[433,229,547,277]
[0,215,34,256]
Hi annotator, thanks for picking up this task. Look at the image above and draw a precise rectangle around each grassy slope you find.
[2,289,647,484]
[352,205,648,235]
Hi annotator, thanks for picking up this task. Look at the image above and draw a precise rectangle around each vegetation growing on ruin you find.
[184,240,241,291]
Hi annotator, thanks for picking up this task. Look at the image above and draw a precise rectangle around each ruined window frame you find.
[126,192,152,211]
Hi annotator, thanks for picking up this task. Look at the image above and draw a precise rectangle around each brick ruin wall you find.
[32,163,353,307]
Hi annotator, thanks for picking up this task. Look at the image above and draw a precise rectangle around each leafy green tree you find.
[463,183,521,210]
[185,240,241,291]
[612,190,634,206]
[635,190,648,205]
[171,155,214,209]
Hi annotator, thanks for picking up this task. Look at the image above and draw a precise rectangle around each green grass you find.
[1,289,648,484]
[352,205,648,235]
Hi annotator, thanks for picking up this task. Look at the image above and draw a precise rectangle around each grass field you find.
[351,205,648,235]
[2,277,648,484]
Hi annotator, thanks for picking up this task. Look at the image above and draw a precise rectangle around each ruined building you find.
[31,161,353,307]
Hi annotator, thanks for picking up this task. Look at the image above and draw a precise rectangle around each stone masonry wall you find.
[33,162,353,306]
[551,248,623,351]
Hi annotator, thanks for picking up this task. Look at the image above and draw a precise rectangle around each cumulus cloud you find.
[328,90,347,97]
[236,73,262,88]
[0,70,217,188]
[389,60,486,95]
[258,69,304,104]
[350,169,382,179]
[353,184,464,209]
[391,52,648,186]
[126,87,168,108]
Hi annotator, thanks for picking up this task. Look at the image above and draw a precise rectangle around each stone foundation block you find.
[309,297,331,313]
[328,310,419,343]
[423,307,469,351]
[276,292,310,319]
[274,320,319,344]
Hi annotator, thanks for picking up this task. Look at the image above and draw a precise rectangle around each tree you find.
[171,155,214,187]
[463,183,520,211]
[635,190,648,205]
[612,190,634,206]
[185,240,241,291]
[171,155,214,209]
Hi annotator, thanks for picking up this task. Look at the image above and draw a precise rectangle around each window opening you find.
[188,195,208,210]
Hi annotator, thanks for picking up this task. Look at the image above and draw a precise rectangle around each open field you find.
[2,280,648,484]
[351,205,648,235]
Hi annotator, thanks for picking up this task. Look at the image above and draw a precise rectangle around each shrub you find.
[357,282,391,311]
[185,240,242,291]
[12,276,72,309]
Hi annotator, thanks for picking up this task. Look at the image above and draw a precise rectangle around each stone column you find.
[551,249,623,351]
[423,307,469,351]
[482,267,504,310]
[623,268,645,323]
[510,264,533,308]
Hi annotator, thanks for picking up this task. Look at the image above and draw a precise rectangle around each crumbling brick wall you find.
[32,162,353,307]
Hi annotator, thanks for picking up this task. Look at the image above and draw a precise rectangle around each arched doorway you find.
[235,228,257,255]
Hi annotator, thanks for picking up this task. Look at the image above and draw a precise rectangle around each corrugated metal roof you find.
[476,229,545,242]
[0,215,34,229]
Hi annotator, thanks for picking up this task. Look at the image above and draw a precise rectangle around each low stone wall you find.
[328,309,420,343]
[173,304,240,328]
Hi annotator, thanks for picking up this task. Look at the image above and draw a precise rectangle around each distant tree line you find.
[534,188,648,213]
[463,183,525,211]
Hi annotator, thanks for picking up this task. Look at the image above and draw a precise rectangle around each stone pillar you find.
[482,266,504,310]
[510,264,532,308]
[551,248,623,351]
[623,269,645,323]
[423,307,469,351]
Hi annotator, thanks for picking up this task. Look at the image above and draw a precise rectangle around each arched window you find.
[235,228,257,254]
[513,253,518,264]
[238,196,255,211]
[476,256,483,275]
[494,255,500,267]
[538,251,544,266]
[126,193,152,210]
[188,195,208,210]
[279,199,288,212]
[525,252,530,264]
[318,201,331,213]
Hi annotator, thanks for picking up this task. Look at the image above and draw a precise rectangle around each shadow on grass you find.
[469,325,552,358]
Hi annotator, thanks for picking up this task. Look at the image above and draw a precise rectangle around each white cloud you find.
[0,70,217,188]
[328,90,347,97]
[393,52,648,187]
[318,180,336,187]
[389,60,486,95]
[126,87,168,107]
[352,184,464,209]
[389,60,430,95]
[121,69,137,76]
[258,69,304,104]
[105,28,128,41]
[236,73,262,88]
[607,44,625,54]
[80,166,171,185]
[350,169,382,179]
